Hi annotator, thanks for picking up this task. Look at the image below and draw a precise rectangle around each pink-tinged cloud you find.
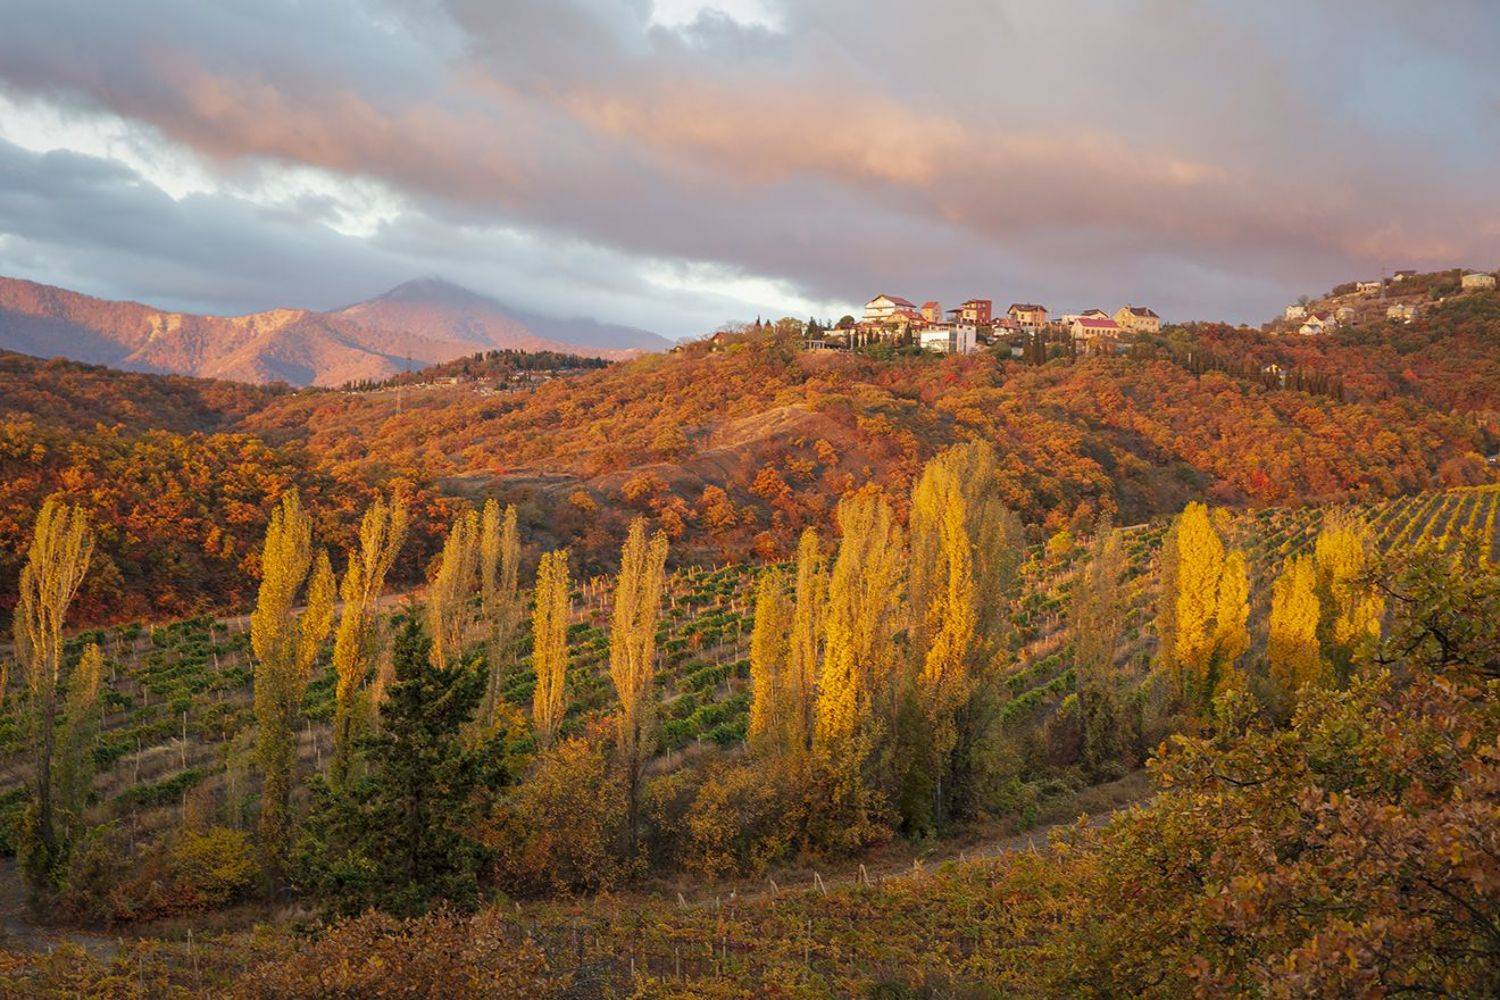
[0,0,1495,331]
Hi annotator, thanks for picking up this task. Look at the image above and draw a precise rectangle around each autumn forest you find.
[1,292,1498,998]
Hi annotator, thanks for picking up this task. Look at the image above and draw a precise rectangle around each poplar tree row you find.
[747,440,1026,836]
[247,486,675,881]
[1,460,1392,899]
[1154,502,1383,727]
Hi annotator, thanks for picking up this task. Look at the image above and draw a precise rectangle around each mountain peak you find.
[372,277,495,308]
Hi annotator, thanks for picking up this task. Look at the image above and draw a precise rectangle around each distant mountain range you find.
[0,275,671,386]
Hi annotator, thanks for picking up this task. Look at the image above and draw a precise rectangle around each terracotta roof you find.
[1008,303,1046,313]
[1073,317,1120,331]
[1124,305,1159,318]
[883,295,916,307]
[960,298,991,307]
[921,300,940,309]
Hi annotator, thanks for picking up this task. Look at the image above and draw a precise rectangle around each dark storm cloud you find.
[0,0,1497,327]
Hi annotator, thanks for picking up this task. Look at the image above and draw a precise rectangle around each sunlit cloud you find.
[0,0,1495,333]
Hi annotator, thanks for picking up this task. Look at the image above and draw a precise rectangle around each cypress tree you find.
[298,617,513,916]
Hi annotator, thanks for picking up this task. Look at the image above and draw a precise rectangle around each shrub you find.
[167,826,257,909]
[485,736,624,896]
[682,755,803,879]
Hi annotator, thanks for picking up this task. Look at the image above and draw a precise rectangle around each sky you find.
[0,0,1497,338]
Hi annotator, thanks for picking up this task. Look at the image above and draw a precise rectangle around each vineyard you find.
[2,485,1497,870]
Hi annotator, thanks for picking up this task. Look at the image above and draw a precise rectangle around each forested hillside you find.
[0,301,1496,995]
[245,332,1494,530]
[2,305,1497,627]
[1182,291,1500,414]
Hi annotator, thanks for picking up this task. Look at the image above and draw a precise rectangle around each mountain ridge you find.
[0,274,667,386]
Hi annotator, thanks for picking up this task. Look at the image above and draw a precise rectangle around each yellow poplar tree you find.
[479,500,524,724]
[1157,502,1249,716]
[11,496,95,877]
[747,569,793,753]
[53,642,103,853]
[1267,554,1325,719]
[785,527,826,755]
[815,488,905,752]
[908,454,976,828]
[1214,550,1251,692]
[917,441,1025,823]
[530,549,571,748]
[251,490,335,876]
[1071,522,1126,775]
[427,508,480,670]
[329,492,407,786]
[608,518,669,852]
[962,453,1026,669]
[1313,512,1383,684]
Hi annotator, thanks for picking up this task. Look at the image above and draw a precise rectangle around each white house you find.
[1387,302,1417,323]
[1461,272,1496,291]
[919,323,976,355]
[1284,304,1308,320]
[1298,310,1337,335]
[862,294,918,323]
[1356,280,1383,295]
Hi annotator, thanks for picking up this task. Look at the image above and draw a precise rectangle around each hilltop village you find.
[799,295,1162,357]
[1278,268,1497,333]
[730,266,1500,359]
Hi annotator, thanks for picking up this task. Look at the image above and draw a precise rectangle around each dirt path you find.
[659,771,1152,910]
[0,860,122,960]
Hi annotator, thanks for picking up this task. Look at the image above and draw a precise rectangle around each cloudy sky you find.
[1,0,1497,337]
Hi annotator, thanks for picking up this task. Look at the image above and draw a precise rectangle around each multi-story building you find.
[1114,305,1161,334]
[919,323,977,355]
[1008,302,1048,328]
[952,298,992,325]
[862,294,919,323]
